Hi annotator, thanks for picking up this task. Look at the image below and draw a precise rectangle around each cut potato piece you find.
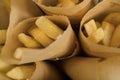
[35,16,64,40]
[104,12,120,26]
[88,28,104,43]
[0,59,14,72]
[110,25,120,47]
[84,19,97,36]
[102,21,115,46]
[57,0,75,7]
[14,48,24,60]
[7,65,35,80]
[18,33,42,48]
[28,26,54,47]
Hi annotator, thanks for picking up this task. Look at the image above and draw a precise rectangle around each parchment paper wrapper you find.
[98,56,120,80]
[0,0,9,29]
[9,0,43,31]
[1,15,80,64]
[30,61,65,80]
[33,0,98,25]
[61,56,120,80]
[79,0,120,58]
[61,57,100,80]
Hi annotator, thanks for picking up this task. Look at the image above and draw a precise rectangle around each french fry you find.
[84,19,98,36]
[28,26,54,47]
[6,65,35,80]
[104,12,120,26]
[110,25,120,47]
[18,33,42,48]
[35,16,64,40]
[102,21,115,46]
[0,29,7,44]
[88,28,104,43]
[57,0,76,7]
[14,48,24,59]
[0,59,14,72]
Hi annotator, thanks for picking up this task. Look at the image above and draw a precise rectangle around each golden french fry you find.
[88,28,104,43]
[57,0,75,7]
[14,48,24,59]
[35,16,64,40]
[18,33,42,48]
[0,29,7,44]
[110,25,120,47]
[102,21,115,46]
[0,59,14,72]
[104,12,120,26]
[28,26,54,47]
[6,65,35,80]
[84,19,98,36]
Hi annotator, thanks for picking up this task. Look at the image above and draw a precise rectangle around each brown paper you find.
[61,56,120,80]
[79,0,120,57]
[33,0,98,25]
[30,61,65,80]
[1,15,80,64]
[61,57,100,80]
[0,1,9,29]
[98,56,120,80]
[9,0,43,31]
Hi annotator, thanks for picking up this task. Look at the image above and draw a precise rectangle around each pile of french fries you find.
[14,16,64,60]
[0,0,64,79]
[1,0,120,80]
[84,12,120,47]
[7,16,64,79]
[0,16,64,79]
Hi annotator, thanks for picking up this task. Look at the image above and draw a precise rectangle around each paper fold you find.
[1,15,80,64]
[79,0,120,57]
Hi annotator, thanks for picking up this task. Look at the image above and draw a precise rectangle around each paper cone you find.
[33,0,98,25]
[61,56,120,80]
[61,57,100,80]
[79,0,120,57]
[30,61,65,80]
[0,1,9,29]
[1,15,80,64]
